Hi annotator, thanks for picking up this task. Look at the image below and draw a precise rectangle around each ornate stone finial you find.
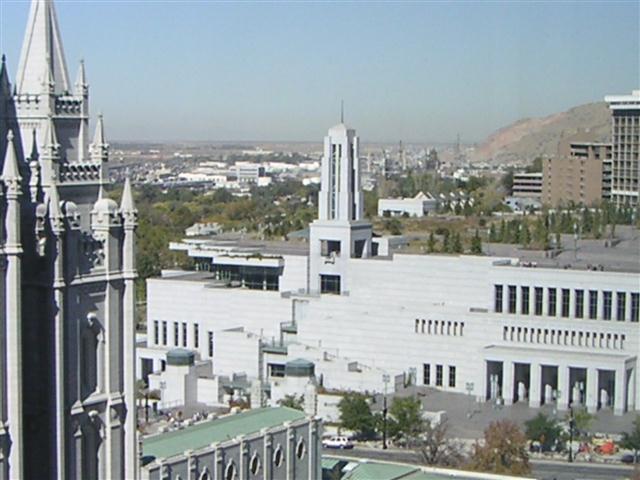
[75,59,87,94]
[120,176,136,215]
[92,113,106,146]
[2,130,22,194]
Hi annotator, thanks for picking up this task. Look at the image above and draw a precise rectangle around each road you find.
[323,447,636,480]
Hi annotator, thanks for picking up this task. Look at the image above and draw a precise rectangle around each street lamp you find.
[382,374,390,450]
[568,405,575,463]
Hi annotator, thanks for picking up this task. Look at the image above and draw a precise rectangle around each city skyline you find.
[0,1,638,143]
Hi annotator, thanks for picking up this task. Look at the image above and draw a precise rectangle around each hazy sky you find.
[0,1,638,143]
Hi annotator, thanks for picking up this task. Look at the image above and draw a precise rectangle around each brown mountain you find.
[472,102,610,165]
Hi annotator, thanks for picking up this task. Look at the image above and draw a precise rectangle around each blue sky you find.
[0,1,638,143]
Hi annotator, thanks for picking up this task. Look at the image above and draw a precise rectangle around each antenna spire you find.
[340,100,344,124]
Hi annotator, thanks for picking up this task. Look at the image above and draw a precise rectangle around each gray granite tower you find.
[0,1,138,478]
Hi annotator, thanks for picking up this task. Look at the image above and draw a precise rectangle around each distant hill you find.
[471,102,610,165]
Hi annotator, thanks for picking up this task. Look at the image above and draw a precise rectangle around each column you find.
[502,361,514,405]
[529,363,541,408]
[628,367,636,411]
[557,364,569,411]
[586,367,598,413]
[614,367,626,415]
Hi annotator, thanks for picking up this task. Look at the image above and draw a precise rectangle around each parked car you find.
[621,453,638,464]
[322,436,354,449]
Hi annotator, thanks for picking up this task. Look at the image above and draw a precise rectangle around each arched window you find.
[250,453,261,476]
[198,467,212,480]
[296,439,306,460]
[273,445,284,468]
[225,461,237,480]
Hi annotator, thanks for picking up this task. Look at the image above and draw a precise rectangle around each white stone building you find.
[0,1,138,478]
[138,121,639,419]
[378,191,438,217]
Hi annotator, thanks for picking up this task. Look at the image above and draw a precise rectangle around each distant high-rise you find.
[0,1,138,479]
[605,90,640,207]
[542,131,612,207]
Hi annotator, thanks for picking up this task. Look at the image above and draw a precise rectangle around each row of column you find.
[500,361,631,416]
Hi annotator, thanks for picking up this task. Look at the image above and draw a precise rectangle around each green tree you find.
[501,170,514,194]
[278,394,304,411]
[489,224,498,242]
[521,224,531,247]
[570,408,594,441]
[471,229,482,254]
[388,396,424,443]
[338,393,376,440]
[525,157,543,173]
[524,412,562,452]
[470,420,531,475]
[384,218,403,236]
[620,415,640,463]
[441,229,451,253]
[427,232,437,253]
[451,232,463,253]
[498,220,506,243]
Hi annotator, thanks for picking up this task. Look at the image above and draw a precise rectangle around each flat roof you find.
[143,407,305,461]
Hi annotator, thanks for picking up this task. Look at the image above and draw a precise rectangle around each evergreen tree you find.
[499,219,507,243]
[489,223,498,242]
[471,229,482,254]
[442,229,451,253]
[452,232,463,253]
[427,232,436,253]
[521,224,531,247]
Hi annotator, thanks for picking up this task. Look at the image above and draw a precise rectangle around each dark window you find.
[153,320,159,345]
[521,287,530,315]
[548,288,557,316]
[534,287,543,315]
[494,285,503,313]
[194,324,199,348]
[575,290,584,318]
[182,322,187,347]
[617,292,626,321]
[561,289,570,317]
[632,293,639,322]
[162,321,167,345]
[208,331,214,357]
[436,365,443,386]
[589,290,598,319]
[423,364,430,385]
[174,322,179,346]
[269,363,285,378]
[508,286,516,314]
[448,366,456,388]
[603,291,612,320]
[320,274,341,294]
[320,240,341,257]
[160,360,166,371]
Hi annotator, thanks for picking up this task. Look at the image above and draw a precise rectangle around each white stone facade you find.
[0,1,137,478]
[140,126,640,420]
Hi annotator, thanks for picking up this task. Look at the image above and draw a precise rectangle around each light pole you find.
[382,374,390,450]
[568,405,575,463]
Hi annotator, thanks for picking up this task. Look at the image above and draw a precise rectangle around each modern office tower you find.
[542,131,612,207]
[511,172,543,199]
[605,90,640,207]
[0,1,138,478]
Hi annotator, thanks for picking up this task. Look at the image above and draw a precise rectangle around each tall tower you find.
[309,118,373,295]
[605,90,640,208]
[0,1,138,479]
